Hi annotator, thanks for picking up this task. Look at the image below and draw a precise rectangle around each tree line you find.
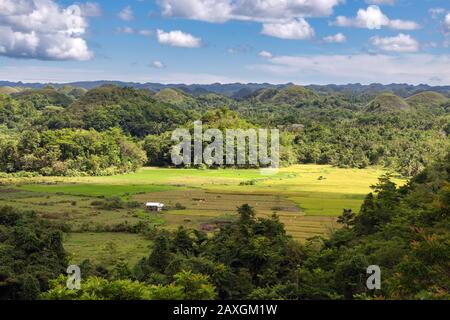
[0,85,448,176]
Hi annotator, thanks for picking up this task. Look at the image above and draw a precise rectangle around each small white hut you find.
[146,202,165,212]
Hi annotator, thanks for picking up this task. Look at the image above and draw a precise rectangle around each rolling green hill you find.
[365,92,411,113]
[154,88,197,107]
[250,85,319,106]
[11,87,75,109]
[406,91,448,112]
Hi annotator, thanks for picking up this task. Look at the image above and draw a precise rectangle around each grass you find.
[64,232,152,267]
[19,184,176,198]
[0,165,406,265]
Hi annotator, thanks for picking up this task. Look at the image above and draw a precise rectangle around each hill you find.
[250,85,319,106]
[2,80,449,97]
[0,86,20,95]
[11,87,75,109]
[307,83,450,97]
[66,86,194,137]
[153,88,197,106]
[365,92,411,113]
[406,91,448,112]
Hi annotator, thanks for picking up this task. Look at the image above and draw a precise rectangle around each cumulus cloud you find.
[156,29,202,48]
[0,0,93,61]
[258,50,273,58]
[150,60,166,69]
[118,6,134,21]
[158,0,231,23]
[370,33,419,52]
[333,5,420,30]
[249,53,450,85]
[261,18,314,40]
[323,32,346,43]
[157,0,342,23]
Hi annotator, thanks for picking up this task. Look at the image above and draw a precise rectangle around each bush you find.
[127,201,141,208]
[175,203,186,210]
[100,197,125,210]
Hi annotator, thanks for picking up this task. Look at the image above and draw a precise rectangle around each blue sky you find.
[0,0,449,84]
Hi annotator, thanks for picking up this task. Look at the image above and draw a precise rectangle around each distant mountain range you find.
[1,80,449,98]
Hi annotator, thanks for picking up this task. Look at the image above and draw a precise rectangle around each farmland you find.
[0,165,404,266]
[0,80,447,299]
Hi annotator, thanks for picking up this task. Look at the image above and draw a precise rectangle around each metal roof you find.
[145,202,164,207]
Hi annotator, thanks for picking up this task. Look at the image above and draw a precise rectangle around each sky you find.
[0,0,449,85]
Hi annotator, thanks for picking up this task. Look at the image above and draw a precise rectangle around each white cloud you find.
[157,0,343,23]
[150,60,166,69]
[116,28,153,37]
[389,19,420,30]
[323,32,346,43]
[158,0,231,23]
[78,2,101,17]
[333,5,420,30]
[261,18,314,40]
[429,8,445,19]
[232,0,342,21]
[258,50,273,58]
[444,13,450,35]
[0,0,34,16]
[365,0,395,5]
[249,53,450,85]
[118,6,134,21]
[156,29,202,48]
[370,34,419,52]
[0,0,93,61]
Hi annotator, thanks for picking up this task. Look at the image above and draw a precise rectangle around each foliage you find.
[0,206,67,300]
[0,127,146,176]
[41,270,216,300]
[297,153,450,299]
[1,84,448,176]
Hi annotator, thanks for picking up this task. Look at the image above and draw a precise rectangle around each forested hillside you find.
[0,84,448,176]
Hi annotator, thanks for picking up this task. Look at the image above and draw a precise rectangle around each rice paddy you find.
[0,165,405,265]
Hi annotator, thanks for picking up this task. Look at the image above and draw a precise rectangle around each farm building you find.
[145,202,165,212]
